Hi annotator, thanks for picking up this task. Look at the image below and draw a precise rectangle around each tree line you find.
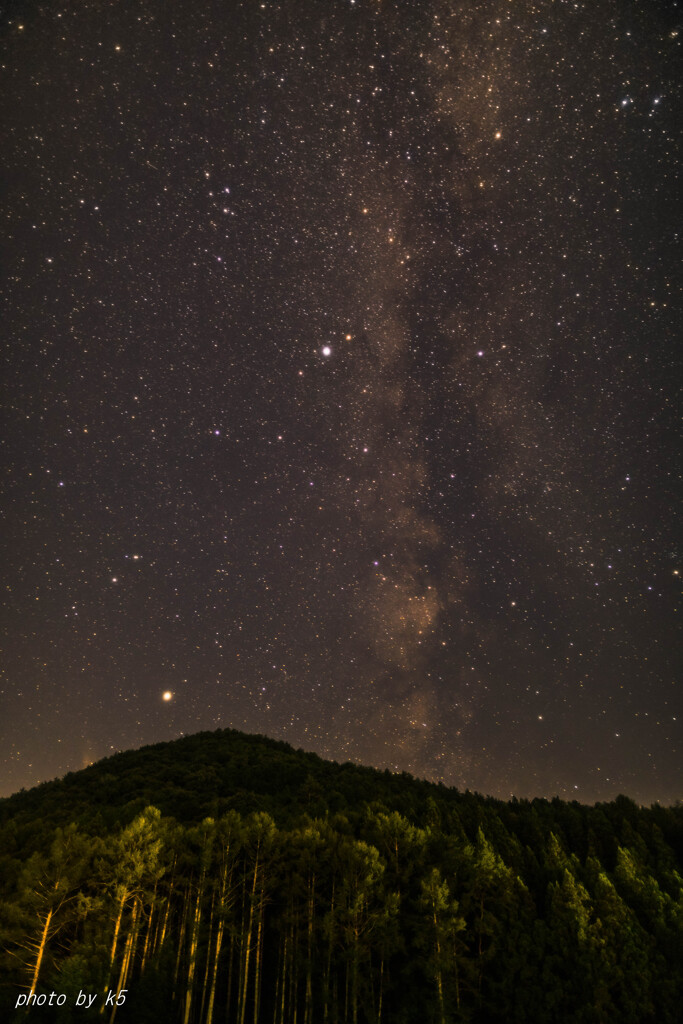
[0,730,681,1022]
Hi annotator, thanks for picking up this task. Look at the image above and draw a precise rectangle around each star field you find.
[1,0,680,803]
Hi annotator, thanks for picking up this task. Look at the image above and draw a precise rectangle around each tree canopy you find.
[1,728,681,1022]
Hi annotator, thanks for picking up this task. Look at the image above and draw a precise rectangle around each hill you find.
[1,728,681,1022]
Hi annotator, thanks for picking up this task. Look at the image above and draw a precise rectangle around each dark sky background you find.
[1,0,680,804]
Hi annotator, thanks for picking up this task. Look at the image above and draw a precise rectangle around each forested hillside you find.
[1,729,681,1022]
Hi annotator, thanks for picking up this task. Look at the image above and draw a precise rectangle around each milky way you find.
[1,0,680,803]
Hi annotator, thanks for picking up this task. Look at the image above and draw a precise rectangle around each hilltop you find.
[1,729,681,1022]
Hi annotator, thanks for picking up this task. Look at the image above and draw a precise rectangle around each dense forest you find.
[1,729,681,1022]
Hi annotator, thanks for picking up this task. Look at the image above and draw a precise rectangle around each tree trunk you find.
[110,900,140,1024]
[140,880,158,972]
[377,956,384,1024]
[207,854,233,1024]
[28,905,53,996]
[199,891,215,1024]
[304,874,314,1024]
[278,933,288,1024]
[453,934,461,1012]
[272,932,281,1024]
[238,850,260,1024]
[226,927,236,1019]
[184,884,203,1024]
[289,919,298,1024]
[140,904,153,973]
[173,887,191,999]
[434,937,445,1024]
[477,894,484,1003]
[351,924,359,1024]
[252,885,265,1024]
[101,894,126,1013]
[323,883,335,1024]
[204,915,223,1024]
[156,870,176,956]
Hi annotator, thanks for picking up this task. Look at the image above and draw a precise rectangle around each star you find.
[0,0,677,808]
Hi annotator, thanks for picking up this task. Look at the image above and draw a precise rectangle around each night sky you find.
[1,0,680,805]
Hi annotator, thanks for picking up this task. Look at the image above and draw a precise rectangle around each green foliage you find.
[0,729,681,1022]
